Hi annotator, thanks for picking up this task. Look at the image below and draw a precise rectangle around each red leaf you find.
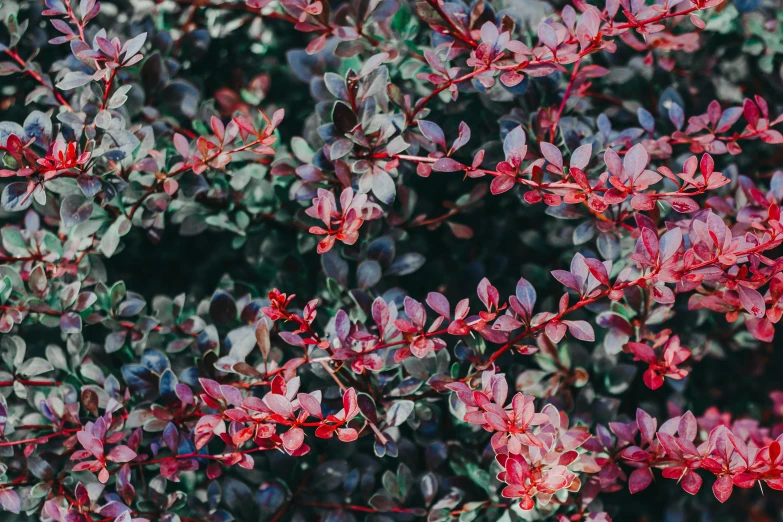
[491,175,516,195]
[629,468,653,494]
[669,197,699,213]
[712,475,733,503]
[681,470,702,495]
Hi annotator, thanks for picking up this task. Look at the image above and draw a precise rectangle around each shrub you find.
[1,0,783,520]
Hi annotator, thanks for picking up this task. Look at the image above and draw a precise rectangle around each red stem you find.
[483,241,778,367]
[550,59,582,142]
[424,0,477,49]
[0,379,62,387]
[127,137,267,219]
[137,446,268,466]
[3,49,73,110]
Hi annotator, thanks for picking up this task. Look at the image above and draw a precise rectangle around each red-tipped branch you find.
[3,49,72,110]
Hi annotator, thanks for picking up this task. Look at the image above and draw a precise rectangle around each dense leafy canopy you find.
[1,0,783,521]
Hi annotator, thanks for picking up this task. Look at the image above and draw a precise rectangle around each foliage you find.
[1,0,783,520]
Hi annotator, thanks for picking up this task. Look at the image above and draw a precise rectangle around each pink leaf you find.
[107,445,137,463]
[343,388,359,420]
[738,285,765,318]
[636,408,657,444]
[263,393,294,418]
[538,22,558,49]
[623,144,648,178]
[281,427,304,453]
[0,489,20,514]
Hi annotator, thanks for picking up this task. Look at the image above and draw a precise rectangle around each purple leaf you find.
[514,277,536,317]
[503,126,526,158]
[540,142,563,169]
[426,292,450,318]
[418,120,446,149]
[538,22,558,49]
[570,143,592,170]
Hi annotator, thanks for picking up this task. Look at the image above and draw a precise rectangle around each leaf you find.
[658,227,682,262]
[0,489,20,514]
[681,470,702,495]
[637,108,655,133]
[570,143,592,170]
[584,257,609,286]
[629,468,653,494]
[712,475,733,503]
[357,260,382,288]
[372,170,396,204]
[0,122,24,146]
[418,121,446,149]
[716,107,743,133]
[678,411,697,441]
[107,445,137,463]
[420,472,438,505]
[108,85,133,109]
[564,320,594,341]
[387,253,425,276]
[18,357,54,377]
[491,175,516,195]
[386,400,414,427]
[210,290,237,324]
[537,22,558,49]
[2,182,33,212]
[122,32,147,60]
[226,326,256,361]
[668,103,684,130]
[432,158,464,172]
[514,277,536,317]
[256,320,271,359]
[503,126,526,157]
[264,393,293,418]
[738,285,765,318]
[669,196,699,213]
[623,143,648,178]
[540,142,562,168]
[24,111,52,143]
[57,71,94,90]
[359,52,389,78]
[746,317,774,342]
[451,122,470,152]
[426,292,450,318]
[60,194,94,228]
